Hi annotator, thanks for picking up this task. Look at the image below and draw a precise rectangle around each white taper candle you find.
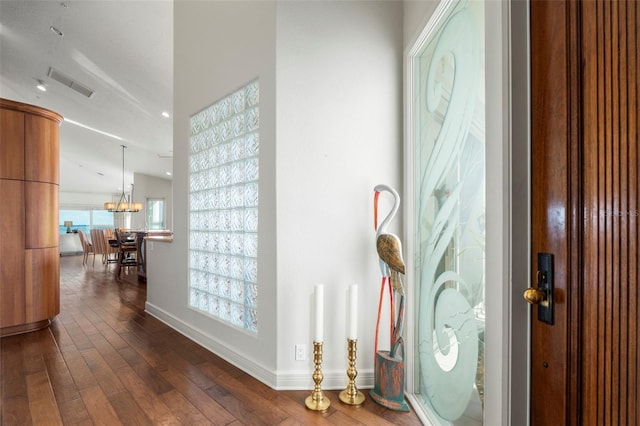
[315,284,324,342]
[348,284,358,340]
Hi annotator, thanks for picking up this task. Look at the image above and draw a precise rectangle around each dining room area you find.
[64,225,174,282]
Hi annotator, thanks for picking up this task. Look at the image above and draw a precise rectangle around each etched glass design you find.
[188,80,259,333]
[411,1,485,424]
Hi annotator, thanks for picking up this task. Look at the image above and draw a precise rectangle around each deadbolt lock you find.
[523,253,554,324]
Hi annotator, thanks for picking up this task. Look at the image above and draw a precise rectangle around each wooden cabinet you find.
[0,107,24,179]
[0,98,62,337]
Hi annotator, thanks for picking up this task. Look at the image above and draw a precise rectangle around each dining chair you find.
[103,229,119,264]
[114,231,138,278]
[90,229,106,265]
[77,229,95,266]
[90,229,118,265]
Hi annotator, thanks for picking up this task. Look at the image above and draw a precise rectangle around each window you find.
[59,209,113,234]
[147,198,165,230]
[93,210,114,228]
[188,80,259,332]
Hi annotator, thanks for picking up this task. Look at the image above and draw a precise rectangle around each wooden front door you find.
[530,1,639,424]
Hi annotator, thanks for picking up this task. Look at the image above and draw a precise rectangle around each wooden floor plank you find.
[1,337,28,401]
[43,351,82,404]
[61,348,99,392]
[79,385,123,426]
[48,324,73,353]
[63,320,95,352]
[108,390,154,425]
[159,366,236,425]
[80,347,127,397]
[270,393,336,426]
[198,362,290,425]
[118,346,174,396]
[21,332,51,377]
[119,330,167,368]
[1,255,422,425]
[162,351,218,390]
[93,320,134,351]
[26,370,63,425]
[115,367,182,425]
[56,397,93,425]
[158,389,212,424]
[1,396,31,425]
[72,310,101,337]
[85,331,130,371]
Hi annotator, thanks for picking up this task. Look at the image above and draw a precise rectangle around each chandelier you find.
[104,145,142,212]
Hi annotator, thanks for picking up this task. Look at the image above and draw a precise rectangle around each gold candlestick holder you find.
[339,339,365,406]
[305,341,331,411]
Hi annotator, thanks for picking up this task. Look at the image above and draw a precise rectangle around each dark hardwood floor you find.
[1,255,422,425]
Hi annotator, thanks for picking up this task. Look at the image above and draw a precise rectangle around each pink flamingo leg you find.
[389,281,395,348]
[374,276,387,354]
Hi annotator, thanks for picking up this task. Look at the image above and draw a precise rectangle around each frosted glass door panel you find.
[411,1,485,424]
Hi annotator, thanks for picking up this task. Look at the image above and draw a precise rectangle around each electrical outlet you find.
[295,344,306,361]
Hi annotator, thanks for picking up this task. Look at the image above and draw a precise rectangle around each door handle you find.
[523,253,554,324]
[523,287,544,304]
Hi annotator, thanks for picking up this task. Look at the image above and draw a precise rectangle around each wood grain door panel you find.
[579,1,639,423]
[530,1,574,423]
[530,1,639,424]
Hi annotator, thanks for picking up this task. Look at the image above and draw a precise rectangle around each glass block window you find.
[188,80,259,333]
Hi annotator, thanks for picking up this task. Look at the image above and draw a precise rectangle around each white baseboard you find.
[145,301,374,390]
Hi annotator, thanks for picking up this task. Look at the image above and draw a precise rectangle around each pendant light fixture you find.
[104,145,142,212]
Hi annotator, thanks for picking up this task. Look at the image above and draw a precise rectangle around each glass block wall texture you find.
[189,80,259,332]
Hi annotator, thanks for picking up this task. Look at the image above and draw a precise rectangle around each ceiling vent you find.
[47,67,95,98]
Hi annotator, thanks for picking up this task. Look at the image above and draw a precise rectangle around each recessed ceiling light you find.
[166,172,172,176]
[36,80,47,91]
[50,26,63,37]
[161,111,170,118]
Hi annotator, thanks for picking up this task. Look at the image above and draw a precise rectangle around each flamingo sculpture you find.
[373,184,405,358]
[370,184,410,412]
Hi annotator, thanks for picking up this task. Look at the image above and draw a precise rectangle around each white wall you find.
[275,1,403,388]
[147,0,279,386]
[403,0,439,47]
[147,0,403,390]
[60,191,114,209]
[130,172,173,231]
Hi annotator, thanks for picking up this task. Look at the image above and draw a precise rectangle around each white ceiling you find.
[0,0,173,195]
